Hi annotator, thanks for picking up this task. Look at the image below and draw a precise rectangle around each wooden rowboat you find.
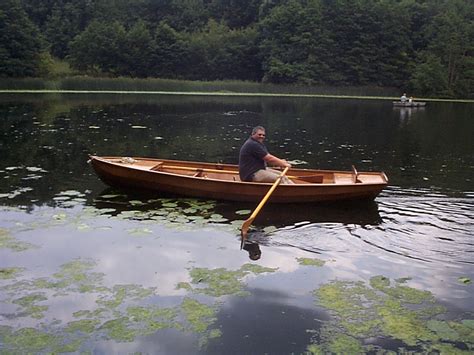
[88,156,388,203]
[393,101,426,107]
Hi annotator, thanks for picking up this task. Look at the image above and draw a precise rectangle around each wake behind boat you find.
[88,156,388,203]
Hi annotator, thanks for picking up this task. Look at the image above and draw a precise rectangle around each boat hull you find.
[393,101,426,107]
[89,156,388,203]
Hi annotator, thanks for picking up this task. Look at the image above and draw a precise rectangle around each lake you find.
[0,93,473,354]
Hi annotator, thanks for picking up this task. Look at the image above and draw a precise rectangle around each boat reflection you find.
[93,188,382,228]
[216,199,382,228]
[393,105,426,123]
[92,188,382,262]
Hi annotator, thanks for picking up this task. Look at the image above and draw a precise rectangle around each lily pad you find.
[458,277,471,284]
[297,257,326,267]
[235,210,251,215]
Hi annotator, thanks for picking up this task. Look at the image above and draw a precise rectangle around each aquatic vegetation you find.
[51,259,106,294]
[181,297,218,333]
[126,227,153,236]
[176,282,193,291]
[311,276,474,353]
[100,317,138,342]
[0,327,63,353]
[0,187,33,199]
[370,275,435,304]
[458,277,471,284]
[326,334,364,354]
[240,263,278,274]
[97,284,156,309]
[306,343,324,354]
[0,228,36,252]
[0,254,232,352]
[126,305,177,324]
[297,257,326,267]
[53,190,88,208]
[12,293,48,319]
[262,225,278,233]
[181,297,221,348]
[73,308,108,319]
[235,209,251,215]
[188,267,247,297]
[0,267,24,279]
[185,264,277,297]
[64,319,100,334]
[91,196,236,231]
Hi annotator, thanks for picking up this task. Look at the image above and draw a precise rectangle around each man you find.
[239,126,293,184]
[400,93,408,102]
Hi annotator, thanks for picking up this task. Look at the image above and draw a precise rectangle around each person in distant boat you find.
[408,96,413,103]
[400,93,408,102]
[239,125,294,184]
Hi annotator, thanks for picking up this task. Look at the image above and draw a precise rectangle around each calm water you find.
[0,93,473,353]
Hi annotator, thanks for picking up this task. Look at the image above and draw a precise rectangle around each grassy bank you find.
[0,77,398,96]
[0,77,472,102]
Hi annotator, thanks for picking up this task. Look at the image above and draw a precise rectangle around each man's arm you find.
[263,154,291,168]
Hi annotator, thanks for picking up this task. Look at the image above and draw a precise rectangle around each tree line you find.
[1,0,473,98]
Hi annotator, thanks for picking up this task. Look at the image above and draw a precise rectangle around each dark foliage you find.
[2,0,472,97]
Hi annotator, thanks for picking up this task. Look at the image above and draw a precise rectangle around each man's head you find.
[251,126,266,143]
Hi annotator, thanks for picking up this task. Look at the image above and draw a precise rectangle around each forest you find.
[1,0,473,98]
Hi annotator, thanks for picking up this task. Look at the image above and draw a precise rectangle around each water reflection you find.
[393,105,426,124]
[242,241,262,261]
[1,94,474,354]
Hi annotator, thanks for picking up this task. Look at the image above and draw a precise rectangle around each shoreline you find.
[1,89,472,103]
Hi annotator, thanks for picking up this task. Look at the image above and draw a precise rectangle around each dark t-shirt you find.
[239,137,268,181]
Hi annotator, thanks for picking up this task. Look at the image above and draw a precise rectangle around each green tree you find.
[185,20,262,80]
[121,20,154,77]
[163,0,210,32]
[411,1,474,97]
[410,53,449,96]
[150,21,190,78]
[44,2,90,58]
[0,0,45,77]
[208,0,262,28]
[258,0,326,84]
[68,20,126,74]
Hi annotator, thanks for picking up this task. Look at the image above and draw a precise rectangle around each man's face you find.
[252,129,266,143]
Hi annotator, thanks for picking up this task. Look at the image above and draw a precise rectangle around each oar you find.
[240,167,290,248]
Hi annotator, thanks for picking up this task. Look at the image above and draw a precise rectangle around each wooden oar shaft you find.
[240,167,289,247]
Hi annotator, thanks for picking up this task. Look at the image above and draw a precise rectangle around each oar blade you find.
[240,218,254,248]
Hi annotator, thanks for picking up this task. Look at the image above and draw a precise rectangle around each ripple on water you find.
[266,195,473,267]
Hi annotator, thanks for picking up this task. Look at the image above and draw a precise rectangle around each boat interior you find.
[102,157,387,185]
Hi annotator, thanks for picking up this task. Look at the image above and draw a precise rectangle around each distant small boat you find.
[393,101,427,107]
[88,156,389,203]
